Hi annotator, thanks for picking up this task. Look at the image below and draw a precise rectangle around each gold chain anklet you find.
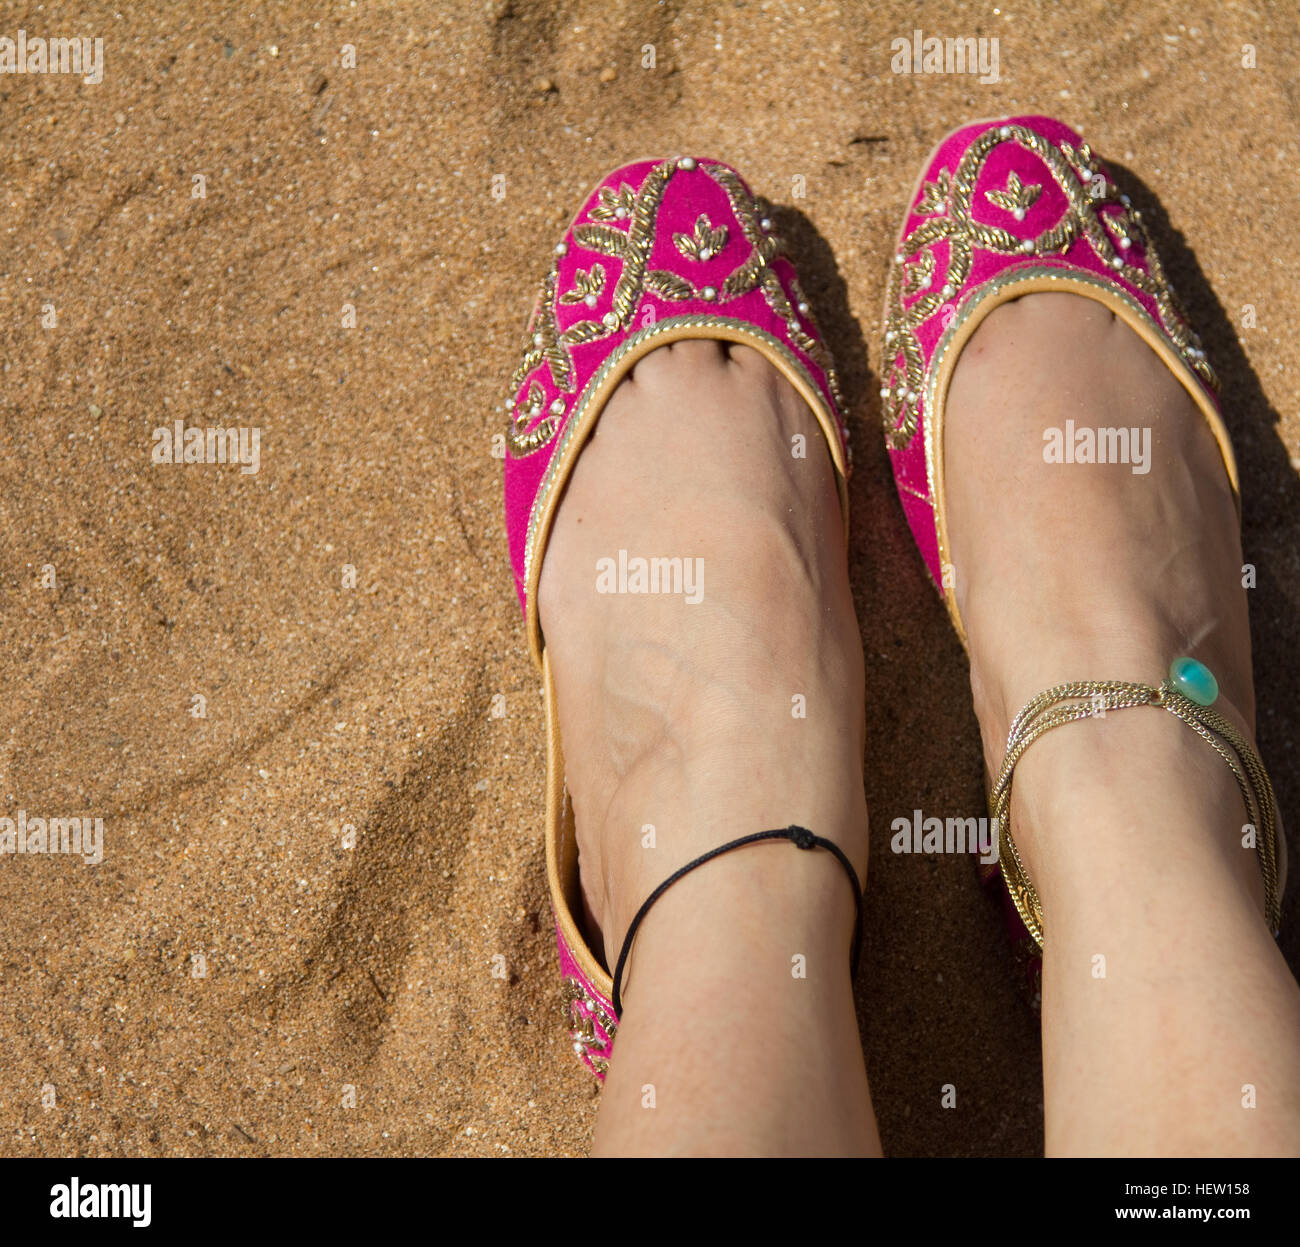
[990,659,1282,949]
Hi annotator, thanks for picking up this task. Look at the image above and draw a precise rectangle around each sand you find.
[0,0,1297,1157]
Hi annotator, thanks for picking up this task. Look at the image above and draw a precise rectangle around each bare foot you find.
[538,340,868,974]
[944,291,1299,1156]
[944,292,1261,908]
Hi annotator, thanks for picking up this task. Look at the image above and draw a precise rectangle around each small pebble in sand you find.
[533,76,553,94]
[599,66,616,83]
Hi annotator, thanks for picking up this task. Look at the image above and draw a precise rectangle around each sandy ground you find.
[0,0,1297,1157]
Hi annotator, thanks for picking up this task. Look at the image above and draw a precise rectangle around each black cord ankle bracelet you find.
[610,824,864,1016]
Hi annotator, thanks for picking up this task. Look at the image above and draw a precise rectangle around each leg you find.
[539,341,879,1156]
[947,293,1300,1156]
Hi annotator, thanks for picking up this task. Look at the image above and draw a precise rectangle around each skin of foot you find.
[538,339,879,1155]
[945,291,1300,1156]
[539,339,867,968]
[945,292,1261,904]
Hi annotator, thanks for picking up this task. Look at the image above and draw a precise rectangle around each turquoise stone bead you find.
[1170,656,1219,706]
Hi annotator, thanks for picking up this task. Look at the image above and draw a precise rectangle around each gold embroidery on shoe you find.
[506,380,558,456]
[559,264,606,305]
[915,168,951,217]
[508,261,572,399]
[985,170,1041,216]
[707,165,845,410]
[505,160,844,461]
[561,974,618,1073]
[588,182,637,222]
[881,123,1219,454]
[674,213,728,261]
[572,222,629,257]
[643,270,696,301]
[611,159,675,328]
[559,318,610,348]
[902,249,936,296]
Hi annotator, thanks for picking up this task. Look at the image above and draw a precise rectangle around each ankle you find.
[1004,699,1268,915]
[966,606,1181,750]
[589,731,871,966]
[611,834,863,1006]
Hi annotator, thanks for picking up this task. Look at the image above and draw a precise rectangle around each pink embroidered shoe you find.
[501,156,849,1078]
[878,115,1243,998]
